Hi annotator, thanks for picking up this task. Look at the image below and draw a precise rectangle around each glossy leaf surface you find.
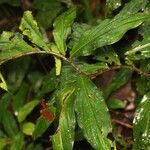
[125,21,150,60]
[52,86,76,150]
[133,93,150,149]
[53,7,76,54]
[0,32,35,64]
[106,0,121,15]
[19,11,49,51]
[70,13,150,58]
[75,75,112,150]
[95,46,120,65]
[77,62,108,75]
[17,100,40,123]
[119,0,148,15]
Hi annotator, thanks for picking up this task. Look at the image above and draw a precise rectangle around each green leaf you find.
[118,0,148,15]
[22,122,35,136]
[38,69,59,97]
[77,62,108,75]
[2,111,18,138]
[0,32,35,65]
[0,72,8,91]
[106,0,121,15]
[26,143,43,150]
[81,0,94,23]
[125,21,150,60]
[51,85,76,150]
[19,11,49,51]
[136,60,150,95]
[50,44,62,76]
[104,69,133,99]
[95,46,120,65]
[53,7,76,54]
[133,93,150,149]
[33,117,52,139]
[13,82,29,112]
[136,76,150,95]
[68,23,91,49]
[17,100,40,123]
[27,71,44,93]
[33,0,61,28]
[107,98,126,109]
[70,13,150,58]
[0,138,12,150]
[75,75,112,150]
[10,133,24,150]
[6,57,31,92]
[0,93,11,123]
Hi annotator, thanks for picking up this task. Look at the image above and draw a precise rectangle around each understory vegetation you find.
[0,0,150,149]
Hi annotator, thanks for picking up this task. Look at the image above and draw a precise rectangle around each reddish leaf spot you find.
[40,100,55,121]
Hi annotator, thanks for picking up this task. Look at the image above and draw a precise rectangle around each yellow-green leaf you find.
[19,11,49,51]
[0,72,8,91]
[17,100,40,123]
[53,7,76,54]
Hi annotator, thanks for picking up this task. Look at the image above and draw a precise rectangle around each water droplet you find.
[14,111,18,116]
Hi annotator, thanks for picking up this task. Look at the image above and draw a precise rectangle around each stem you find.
[0,50,81,73]
[112,119,133,129]
[1,50,150,78]
[91,64,150,78]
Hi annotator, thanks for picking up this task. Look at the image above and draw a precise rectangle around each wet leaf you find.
[53,7,76,54]
[17,100,40,123]
[106,0,121,15]
[95,46,120,65]
[133,93,150,149]
[75,75,112,150]
[51,86,76,150]
[68,23,91,49]
[19,11,49,51]
[77,62,108,75]
[119,0,148,15]
[125,21,150,60]
[0,32,35,65]
[70,13,150,58]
